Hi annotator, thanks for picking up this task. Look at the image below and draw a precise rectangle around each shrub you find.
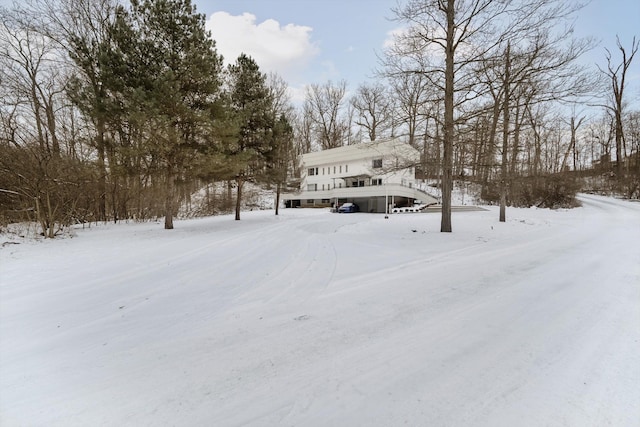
[481,175,581,209]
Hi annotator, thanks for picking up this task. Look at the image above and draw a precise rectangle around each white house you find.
[284,138,438,213]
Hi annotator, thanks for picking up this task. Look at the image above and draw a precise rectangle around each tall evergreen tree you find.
[123,0,223,229]
[269,114,294,215]
[225,53,274,220]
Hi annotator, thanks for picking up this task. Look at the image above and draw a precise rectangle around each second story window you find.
[372,158,383,169]
[308,167,318,176]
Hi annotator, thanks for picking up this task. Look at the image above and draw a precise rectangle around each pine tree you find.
[225,54,274,220]
[268,114,294,215]
[122,0,223,229]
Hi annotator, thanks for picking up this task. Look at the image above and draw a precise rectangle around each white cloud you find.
[382,25,447,63]
[206,12,319,81]
[383,27,407,50]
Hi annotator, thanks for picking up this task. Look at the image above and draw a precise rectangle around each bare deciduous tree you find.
[265,73,295,215]
[350,82,392,142]
[0,4,85,237]
[597,36,639,176]
[390,0,535,231]
[303,80,350,150]
[0,7,66,156]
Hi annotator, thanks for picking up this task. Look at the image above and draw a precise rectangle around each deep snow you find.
[1,194,639,426]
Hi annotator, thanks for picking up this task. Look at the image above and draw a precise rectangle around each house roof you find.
[302,138,420,166]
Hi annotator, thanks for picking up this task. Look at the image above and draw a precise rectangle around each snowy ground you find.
[1,194,639,426]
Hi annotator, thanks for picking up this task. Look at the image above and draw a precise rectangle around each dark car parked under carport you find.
[337,202,359,213]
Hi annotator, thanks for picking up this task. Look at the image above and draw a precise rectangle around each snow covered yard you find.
[1,194,639,426]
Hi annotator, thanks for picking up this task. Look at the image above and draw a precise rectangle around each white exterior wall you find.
[285,138,438,209]
[301,138,419,191]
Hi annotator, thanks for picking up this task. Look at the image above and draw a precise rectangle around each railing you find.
[294,183,437,203]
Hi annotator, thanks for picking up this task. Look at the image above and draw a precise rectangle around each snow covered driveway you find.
[1,195,639,426]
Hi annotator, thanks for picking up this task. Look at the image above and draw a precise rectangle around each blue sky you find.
[0,0,637,103]
[202,0,398,94]
[200,0,640,103]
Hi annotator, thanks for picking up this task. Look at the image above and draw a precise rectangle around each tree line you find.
[1,0,638,236]
[300,0,638,231]
[0,0,295,236]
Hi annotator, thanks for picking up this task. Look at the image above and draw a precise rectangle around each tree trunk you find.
[30,76,46,153]
[46,191,56,238]
[235,178,243,221]
[509,102,521,176]
[615,108,623,176]
[164,163,175,229]
[482,101,501,189]
[44,94,60,157]
[275,182,281,215]
[435,115,441,183]
[472,119,483,178]
[227,180,233,211]
[528,108,542,176]
[96,118,107,222]
[500,43,510,223]
[440,1,455,233]
[572,117,578,171]
[35,197,46,238]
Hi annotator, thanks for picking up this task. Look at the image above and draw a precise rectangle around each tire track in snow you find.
[212,196,640,426]
[237,232,338,305]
